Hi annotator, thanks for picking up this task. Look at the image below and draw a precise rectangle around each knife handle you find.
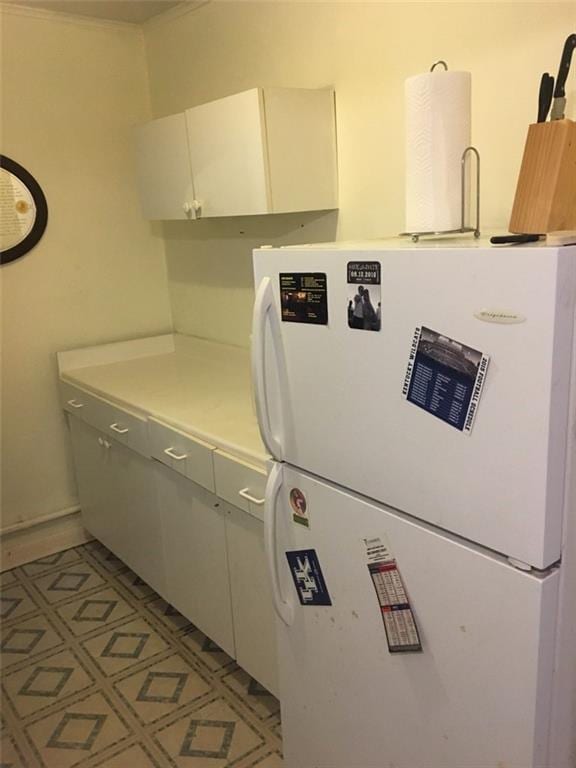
[490,234,542,245]
[553,33,576,98]
[538,73,554,122]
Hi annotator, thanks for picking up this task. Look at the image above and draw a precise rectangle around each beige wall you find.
[1,7,172,531]
[144,1,576,348]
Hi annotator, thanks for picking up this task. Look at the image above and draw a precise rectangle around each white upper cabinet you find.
[185,88,269,218]
[136,112,197,220]
[136,87,338,220]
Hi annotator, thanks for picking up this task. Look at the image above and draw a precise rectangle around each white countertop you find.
[60,334,268,468]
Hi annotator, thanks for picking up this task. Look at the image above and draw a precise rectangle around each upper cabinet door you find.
[185,89,269,218]
[263,88,338,214]
[136,112,196,220]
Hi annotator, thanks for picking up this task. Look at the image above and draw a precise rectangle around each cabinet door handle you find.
[239,488,265,506]
[110,423,129,434]
[67,399,84,409]
[164,447,187,461]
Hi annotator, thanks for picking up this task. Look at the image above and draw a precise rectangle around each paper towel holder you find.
[401,145,481,243]
[430,60,448,72]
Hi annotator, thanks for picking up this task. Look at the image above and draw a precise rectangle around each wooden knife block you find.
[509,118,576,234]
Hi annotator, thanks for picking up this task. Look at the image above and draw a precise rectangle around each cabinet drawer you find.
[149,419,215,492]
[213,450,267,521]
[99,403,149,458]
[60,381,148,458]
[60,381,104,428]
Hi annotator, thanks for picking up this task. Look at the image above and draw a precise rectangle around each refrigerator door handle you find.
[264,461,294,626]
[252,276,283,460]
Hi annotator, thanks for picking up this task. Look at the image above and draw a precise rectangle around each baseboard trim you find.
[1,504,81,536]
[1,509,93,571]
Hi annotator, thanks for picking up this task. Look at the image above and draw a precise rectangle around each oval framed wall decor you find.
[1,155,48,265]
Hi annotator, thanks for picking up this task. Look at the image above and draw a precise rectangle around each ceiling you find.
[8,0,187,24]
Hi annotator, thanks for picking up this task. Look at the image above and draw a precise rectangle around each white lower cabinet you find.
[154,460,236,658]
[154,458,278,694]
[69,418,165,595]
[225,504,279,697]
[65,388,278,696]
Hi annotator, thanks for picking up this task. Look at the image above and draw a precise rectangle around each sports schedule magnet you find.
[402,326,489,434]
[280,273,328,325]
[363,536,422,653]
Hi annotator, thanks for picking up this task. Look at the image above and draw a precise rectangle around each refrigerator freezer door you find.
[272,464,560,768]
[253,245,576,568]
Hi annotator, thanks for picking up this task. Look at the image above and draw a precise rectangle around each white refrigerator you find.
[251,240,576,768]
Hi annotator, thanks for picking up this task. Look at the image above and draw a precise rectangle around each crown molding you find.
[0,2,141,30]
[143,1,208,29]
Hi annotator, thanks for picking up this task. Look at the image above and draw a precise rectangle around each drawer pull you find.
[239,488,265,506]
[164,447,187,461]
[110,423,129,435]
[67,399,84,409]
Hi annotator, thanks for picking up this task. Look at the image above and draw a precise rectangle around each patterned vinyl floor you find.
[0,542,283,768]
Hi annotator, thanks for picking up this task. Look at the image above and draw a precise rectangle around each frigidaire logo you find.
[474,310,526,324]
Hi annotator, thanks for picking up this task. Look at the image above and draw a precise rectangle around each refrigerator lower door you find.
[270,464,560,768]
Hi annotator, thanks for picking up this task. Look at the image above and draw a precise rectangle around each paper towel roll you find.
[405,70,471,233]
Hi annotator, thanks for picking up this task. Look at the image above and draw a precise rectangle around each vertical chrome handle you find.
[264,462,294,626]
[252,277,283,460]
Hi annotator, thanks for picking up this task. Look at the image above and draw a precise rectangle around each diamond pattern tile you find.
[138,671,188,703]
[180,718,236,758]
[49,571,91,593]
[3,648,95,718]
[21,549,82,577]
[31,563,105,605]
[81,617,170,677]
[101,631,149,659]
[19,665,74,698]
[46,712,107,749]
[0,615,64,671]
[0,585,39,623]
[0,596,22,620]
[154,697,266,767]
[1,544,282,767]
[56,587,135,636]
[114,653,212,725]
[0,570,19,588]
[25,691,131,768]
[1,628,45,656]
